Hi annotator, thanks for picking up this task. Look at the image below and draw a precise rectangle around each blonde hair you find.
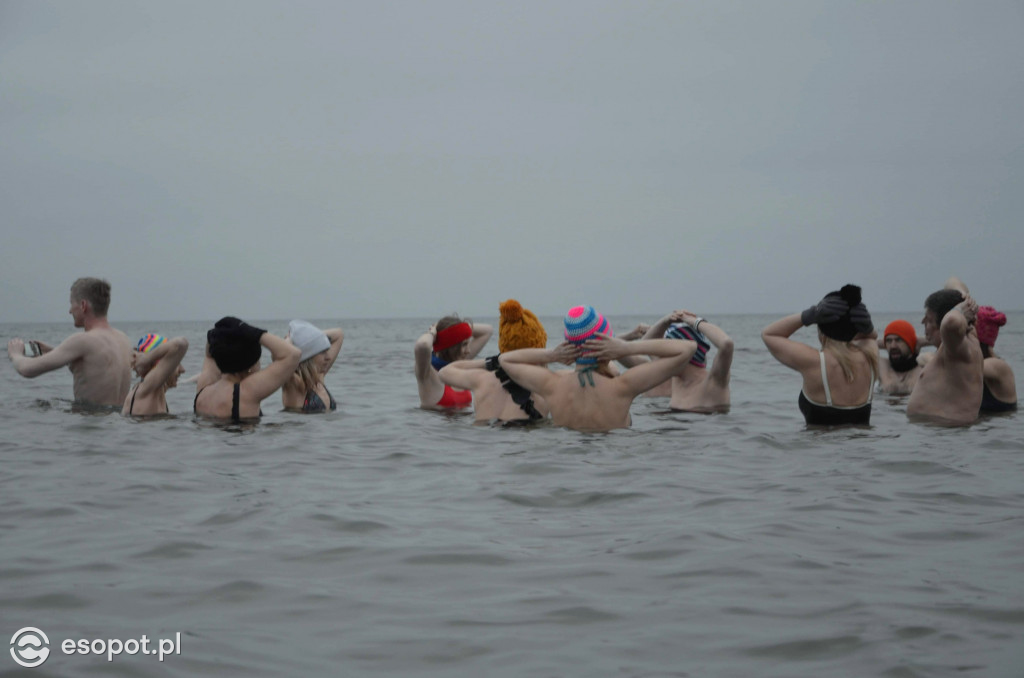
[70,277,111,316]
[821,335,878,383]
[295,357,321,394]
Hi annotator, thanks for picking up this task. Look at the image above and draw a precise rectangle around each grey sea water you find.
[1,314,1022,677]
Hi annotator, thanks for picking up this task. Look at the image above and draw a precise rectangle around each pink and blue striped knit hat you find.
[564,305,612,364]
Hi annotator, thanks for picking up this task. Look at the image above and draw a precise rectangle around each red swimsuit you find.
[436,384,472,408]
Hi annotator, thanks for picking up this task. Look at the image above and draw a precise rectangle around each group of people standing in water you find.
[6,276,1017,432]
[412,276,1014,430]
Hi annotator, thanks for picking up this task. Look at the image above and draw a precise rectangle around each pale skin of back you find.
[8,294,132,407]
[194,333,301,420]
[121,337,189,416]
[982,354,1016,404]
[414,322,493,409]
[499,336,696,432]
[762,314,878,407]
[438,359,551,423]
[281,328,345,411]
[906,295,984,425]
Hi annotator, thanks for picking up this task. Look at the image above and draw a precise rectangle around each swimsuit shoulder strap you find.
[232,383,241,422]
[867,361,875,404]
[129,384,139,415]
[193,386,206,414]
[819,351,832,406]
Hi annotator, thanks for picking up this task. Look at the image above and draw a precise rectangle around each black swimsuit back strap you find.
[232,383,241,422]
[494,365,543,421]
[129,384,138,415]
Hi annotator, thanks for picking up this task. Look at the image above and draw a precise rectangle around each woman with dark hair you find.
[975,306,1017,412]
[414,314,493,410]
[194,317,300,422]
[762,285,878,426]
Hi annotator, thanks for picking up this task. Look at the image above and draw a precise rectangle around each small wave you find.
[496,489,648,508]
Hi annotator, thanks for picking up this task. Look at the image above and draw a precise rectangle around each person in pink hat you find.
[975,306,1017,413]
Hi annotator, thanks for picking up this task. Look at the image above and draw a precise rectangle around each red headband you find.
[433,322,472,352]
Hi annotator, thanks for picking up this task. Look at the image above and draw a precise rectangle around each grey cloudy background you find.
[3,1,1022,323]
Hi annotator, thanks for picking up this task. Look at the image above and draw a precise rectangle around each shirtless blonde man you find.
[499,306,696,432]
[8,277,132,408]
[906,278,984,425]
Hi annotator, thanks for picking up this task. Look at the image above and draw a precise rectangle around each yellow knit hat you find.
[499,299,547,352]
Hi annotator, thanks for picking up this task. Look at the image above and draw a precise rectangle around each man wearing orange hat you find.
[876,319,926,395]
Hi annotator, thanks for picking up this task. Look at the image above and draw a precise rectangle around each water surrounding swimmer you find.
[1,315,1021,677]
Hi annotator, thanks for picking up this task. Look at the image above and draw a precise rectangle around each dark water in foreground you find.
[1,315,1022,677]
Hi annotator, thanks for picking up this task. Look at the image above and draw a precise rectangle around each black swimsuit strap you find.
[193,386,205,414]
[129,384,138,415]
[485,355,542,420]
[232,383,240,422]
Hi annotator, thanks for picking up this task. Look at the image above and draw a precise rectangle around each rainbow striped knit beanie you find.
[136,334,166,353]
[564,305,612,364]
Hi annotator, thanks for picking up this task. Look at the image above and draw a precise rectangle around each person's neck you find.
[82,315,111,331]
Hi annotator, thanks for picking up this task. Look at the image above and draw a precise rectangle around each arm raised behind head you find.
[438,359,487,390]
[499,344,577,398]
[465,323,494,360]
[606,338,696,396]
[761,313,820,372]
[135,337,189,398]
[242,333,302,401]
[939,295,977,358]
[321,327,345,374]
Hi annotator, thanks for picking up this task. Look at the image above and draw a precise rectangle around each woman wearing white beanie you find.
[282,320,345,413]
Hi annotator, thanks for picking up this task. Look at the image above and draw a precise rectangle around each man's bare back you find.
[9,328,132,407]
[8,278,132,408]
[907,295,983,425]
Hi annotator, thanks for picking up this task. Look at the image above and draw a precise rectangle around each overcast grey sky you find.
[3,1,1022,323]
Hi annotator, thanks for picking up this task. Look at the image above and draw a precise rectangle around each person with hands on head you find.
[439,299,550,424]
[906,278,984,425]
[414,314,493,410]
[762,284,879,426]
[8,277,132,409]
[498,305,697,432]
[621,309,734,412]
[876,320,929,395]
[974,306,1016,413]
[193,317,301,422]
[282,320,345,413]
[121,334,189,416]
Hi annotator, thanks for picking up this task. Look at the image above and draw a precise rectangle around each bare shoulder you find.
[985,357,1014,378]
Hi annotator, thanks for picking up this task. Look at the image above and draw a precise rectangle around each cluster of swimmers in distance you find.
[6,276,1017,432]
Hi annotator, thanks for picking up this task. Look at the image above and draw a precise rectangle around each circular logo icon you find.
[10,627,50,668]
